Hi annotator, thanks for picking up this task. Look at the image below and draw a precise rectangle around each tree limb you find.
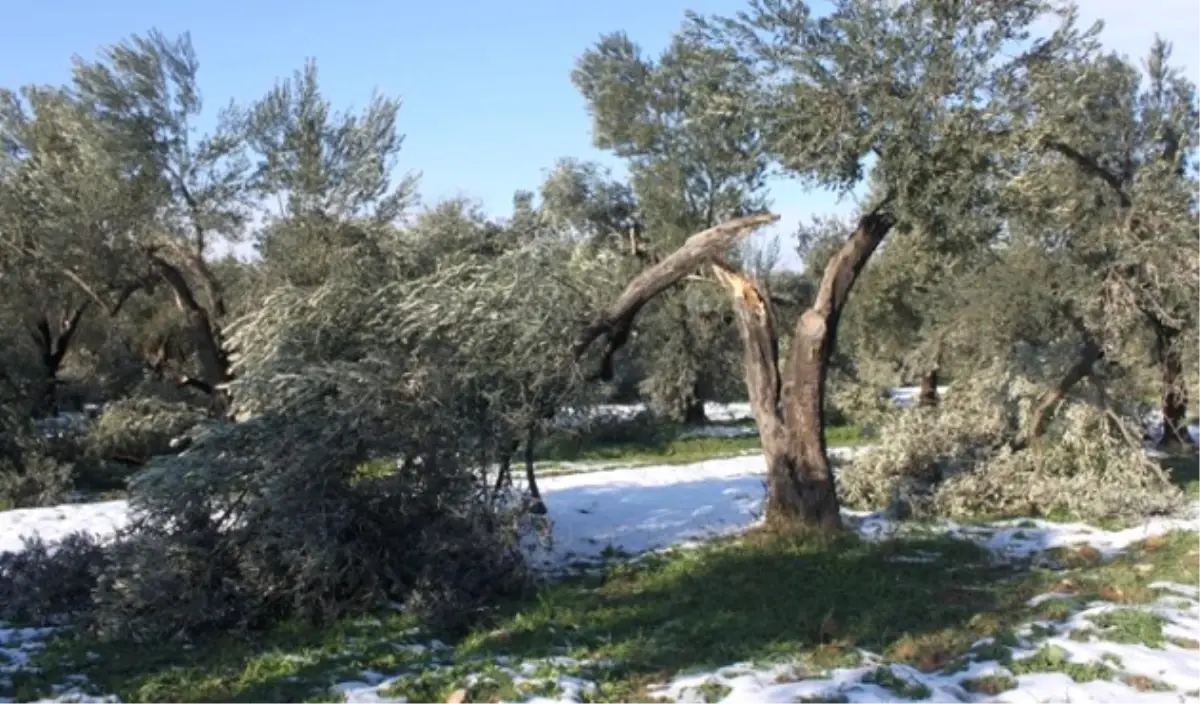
[1043,138,1132,208]
[572,213,780,379]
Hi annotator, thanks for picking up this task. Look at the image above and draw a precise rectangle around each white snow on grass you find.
[1,428,1198,703]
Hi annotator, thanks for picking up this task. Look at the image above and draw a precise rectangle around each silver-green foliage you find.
[80,232,608,641]
[840,348,1184,522]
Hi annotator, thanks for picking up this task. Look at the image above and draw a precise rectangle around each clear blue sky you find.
[2,0,1195,269]
[0,0,861,268]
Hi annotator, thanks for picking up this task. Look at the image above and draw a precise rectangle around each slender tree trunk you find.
[1153,323,1191,448]
[492,438,521,501]
[524,422,547,515]
[1013,338,1104,451]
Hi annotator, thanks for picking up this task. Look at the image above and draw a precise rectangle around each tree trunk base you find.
[764,454,843,533]
[684,400,708,425]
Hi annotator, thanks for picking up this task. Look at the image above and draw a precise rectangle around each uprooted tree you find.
[575,0,1083,531]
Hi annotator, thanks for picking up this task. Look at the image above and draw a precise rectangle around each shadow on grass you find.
[1158,452,1199,499]
[16,530,1033,703]
[459,530,1032,697]
[15,611,430,703]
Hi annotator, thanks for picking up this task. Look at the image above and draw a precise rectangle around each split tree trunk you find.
[575,207,894,532]
[767,207,896,530]
[1153,323,1191,448]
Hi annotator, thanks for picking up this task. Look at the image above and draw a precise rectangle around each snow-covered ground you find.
[4,449,1200,703]
[2,397,1198,703]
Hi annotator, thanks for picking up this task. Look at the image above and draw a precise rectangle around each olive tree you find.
[576,0,1078,531]
[572,32,769,421]
[1008,36,1199,446]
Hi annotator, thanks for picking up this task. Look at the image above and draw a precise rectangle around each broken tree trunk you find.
[575,207,894,532]
[1153,322,1192,448]
[573,213,781,381]
[771,205,896,530]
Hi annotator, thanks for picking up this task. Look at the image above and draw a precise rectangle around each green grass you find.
[15,530,1001,702]
[10,398,1196,701]
[7,421,1199,704]
[536,422,866,469]
[350,422,868,483]
[13,527,1197,703]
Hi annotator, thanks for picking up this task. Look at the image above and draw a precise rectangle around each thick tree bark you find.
[1013,338,1104,451]
[772,206,896,530]
[575,207,893,532]
[573,214,780,381]
[1153,323,1191,448]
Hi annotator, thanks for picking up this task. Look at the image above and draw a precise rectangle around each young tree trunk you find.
[523,422,547,515]
[1013,338,1104,451]
[1151,324,1191,447]
[575,208,894,534]
[28,301,91,417]
[492,441,517,503]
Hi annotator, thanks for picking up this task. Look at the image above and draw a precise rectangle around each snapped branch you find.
[573,213,780,380]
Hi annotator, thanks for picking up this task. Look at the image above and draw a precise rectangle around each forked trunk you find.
[29,301,91,417]
[1151,323,1191,447]
[711,206,895,531]
[575,211,901,531]
[1014,338,1103,451]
